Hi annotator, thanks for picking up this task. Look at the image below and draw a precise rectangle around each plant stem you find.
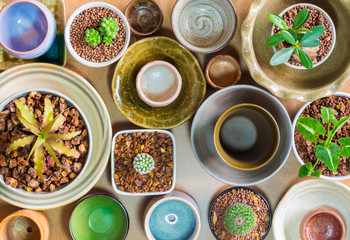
[294,29,312,33]
[311,158,320,171]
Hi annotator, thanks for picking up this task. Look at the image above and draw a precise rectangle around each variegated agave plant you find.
[6,98,81,178]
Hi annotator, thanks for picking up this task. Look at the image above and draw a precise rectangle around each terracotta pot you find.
[300,208,345,240]
[0,210,49,240]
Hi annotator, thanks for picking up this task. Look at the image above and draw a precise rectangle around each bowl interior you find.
[0,2,48,52]
[214,103,280,170]
[70,195,128,240]
[247,0,350,99]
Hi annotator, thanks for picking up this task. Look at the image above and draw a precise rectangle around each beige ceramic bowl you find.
[205,55,241,89]
[171,0,237,53]
[213,103,280,171]
[0,210,49,240]
[242,0,350,101]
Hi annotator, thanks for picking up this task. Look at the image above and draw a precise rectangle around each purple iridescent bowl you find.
[0,0,56,59]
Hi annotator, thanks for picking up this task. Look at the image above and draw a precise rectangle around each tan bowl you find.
[205,55,241,89]
[213,103,280,171]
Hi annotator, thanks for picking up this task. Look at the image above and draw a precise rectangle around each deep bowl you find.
[0,0,56,59]
[171,0,237,53]
[69,194,129,240]
[241,0,350,101]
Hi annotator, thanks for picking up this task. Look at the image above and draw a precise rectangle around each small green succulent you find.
[6,98,81,179]
[84,29,101,46]
[133,153,155,175]
[99,17,119,46]
[224,203,256,235]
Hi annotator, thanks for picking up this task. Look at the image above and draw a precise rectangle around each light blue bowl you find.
[0,0,56,59]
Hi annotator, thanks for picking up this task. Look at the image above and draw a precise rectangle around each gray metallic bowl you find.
[191,85,292,186]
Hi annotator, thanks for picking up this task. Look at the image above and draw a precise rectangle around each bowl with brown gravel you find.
[293,92,350,181]
[64,2,130,67]
[0,89,92,195]
[111,129,176,196]
[209,187,272,240]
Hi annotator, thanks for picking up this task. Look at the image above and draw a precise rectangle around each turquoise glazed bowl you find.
[69,194,129,240]
[0,0,56,59]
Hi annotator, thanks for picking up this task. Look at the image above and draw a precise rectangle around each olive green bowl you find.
[241,0,350,101]
[112,36,206,129]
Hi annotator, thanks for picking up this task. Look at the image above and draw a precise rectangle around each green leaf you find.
[48,140,80,158]
[297,117,326,143]
[16,110,40,135]
[33,145,45,179]
[298,162,313,178]
[27,137,45,161]
[320,107,336,123]
[314,144,340,173]
[297,33,304,42]
[326,116,350,146]
[47,131,81,141]
[311,170,321,177]
[268,14,289,30]
[287,29,297,41]
[50,115,65,133]
[15,100,40,130]
[270,47,294,66]
[266,34,283,46]
[295,48,313,69]
[292,8,310,29]
[300,25,325,44]
[44,142,63,168]
[6,135,36,154]
[300,40,321,48]
[42,98,53,128]
[339,137,350,157]
[281,30,297,45]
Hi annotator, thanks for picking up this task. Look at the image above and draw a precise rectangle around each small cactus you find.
[84,29,101,46]
[99,17,119,39]
[133,153,155,175]
[224,203,256,235]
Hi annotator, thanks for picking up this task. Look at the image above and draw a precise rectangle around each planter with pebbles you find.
[64,2,130,67]
[111,129,176,196]
[209,187,272,240]
[0,89,91,193]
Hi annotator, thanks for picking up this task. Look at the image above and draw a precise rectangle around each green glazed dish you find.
[69,194,129,240]
[112,36,206,129]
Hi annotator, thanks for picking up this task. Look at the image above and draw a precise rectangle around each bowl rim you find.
[0,0,56,57]
[208,186,272,240]
[292,91,350,180]
[171,0,237,54]
[125,0,163,36]
[213,103,280,171]
[271,3,337,70]
[69,193,129,240]
[110,129,176,196]
[64,1,131,68]
[0,88,93,196]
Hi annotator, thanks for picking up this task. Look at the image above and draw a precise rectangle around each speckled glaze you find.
[0,0,56,59]
[172,0,237,53]
[125,0,163,36]
[241,0,350,101]
[112,36,206,129]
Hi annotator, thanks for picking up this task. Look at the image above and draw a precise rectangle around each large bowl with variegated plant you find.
[0,89,92,193]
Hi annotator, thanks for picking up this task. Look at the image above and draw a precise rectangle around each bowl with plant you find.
[64,2,130,67]
[293,92,350,180]
[209,187,272,240]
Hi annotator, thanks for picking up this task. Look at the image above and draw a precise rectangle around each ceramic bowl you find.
[111,129,176,196]
[171,0,237,53]
[136,60,182,107]
[0,210,49,240]
[191,85,292,186]
[205,55,241,89]
[272,4,336,70]
[214,103,280,171]
[0,0,56,59]
[273,179,350,240]
[242,0,350,101]
[299,208,345,240]
[144,191,201,240]
[292,92,350,181]
[64,2,131,67]
[209,187,272,240]
[69,194,129,240]
[125,0,163,36]
[0,63,112,209]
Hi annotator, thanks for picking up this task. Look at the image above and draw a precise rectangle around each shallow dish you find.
[191,85,292,186]
[70,194,129,240]
[112,36,206,129]
[273,179,350,240]
[0,63,112,209]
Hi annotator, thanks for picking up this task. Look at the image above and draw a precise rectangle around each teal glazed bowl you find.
[69,194,129,240]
